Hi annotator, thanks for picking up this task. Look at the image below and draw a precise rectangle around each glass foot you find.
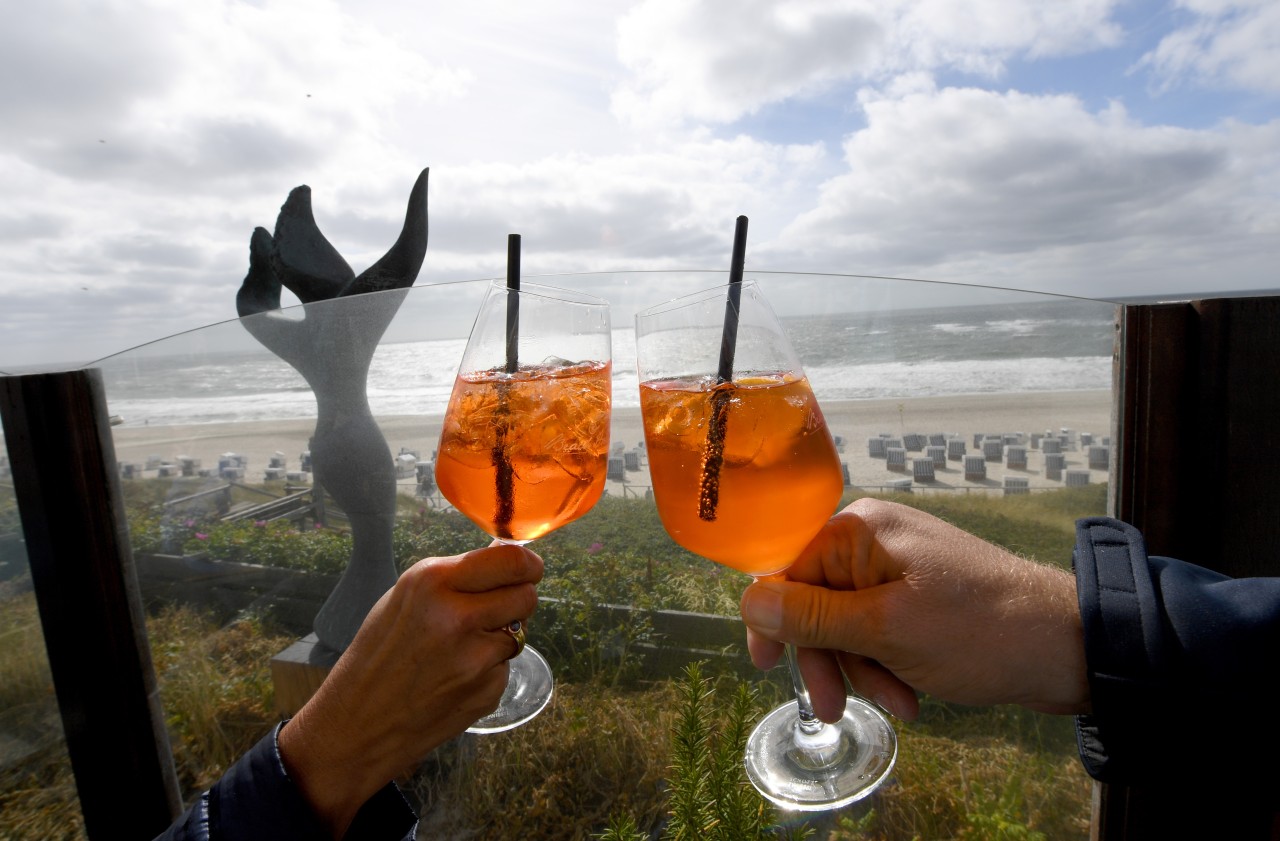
[466,645,554,734]
[744,696,897,811]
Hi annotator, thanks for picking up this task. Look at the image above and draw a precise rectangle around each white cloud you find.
[775,84,1280,296]
[0,0,481,367]
[0,0,1277,371]
[1136,0,1280,94]
[421,135,829,277]
[613,0,884,126]
[612,0,1125,127]
[2,0,469,188]
[886,0,1123,72]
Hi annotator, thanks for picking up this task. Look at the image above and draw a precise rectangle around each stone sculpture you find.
[235,168,428,652]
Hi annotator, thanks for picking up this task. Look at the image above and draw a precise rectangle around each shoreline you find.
[104,390,1114,495]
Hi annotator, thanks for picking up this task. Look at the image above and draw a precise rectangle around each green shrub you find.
[391,505,489,570]
[148,606,294,793]
[598,662,820,841]
[412,682,674,841]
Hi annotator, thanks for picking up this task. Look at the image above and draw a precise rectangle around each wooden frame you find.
[0,369,181,839]
[1104,297,1280,840]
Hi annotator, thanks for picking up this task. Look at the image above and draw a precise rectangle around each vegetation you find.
[148,607,295,793]
[590,664,1089,841]
[0,586,85,841]
[873,483,1106,571]
[0,599,292,841]
[0,481,1104,840]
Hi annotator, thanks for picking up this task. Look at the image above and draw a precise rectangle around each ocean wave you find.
[101,304,1115,426]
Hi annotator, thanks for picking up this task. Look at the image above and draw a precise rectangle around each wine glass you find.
[435,279,612,732]
[635,280,897,810]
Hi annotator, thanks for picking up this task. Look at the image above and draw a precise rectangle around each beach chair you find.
[1003,477,1030,495]
[1065,469,1090,487]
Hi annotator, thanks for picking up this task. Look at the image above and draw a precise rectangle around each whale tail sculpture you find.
[236,168,429,652]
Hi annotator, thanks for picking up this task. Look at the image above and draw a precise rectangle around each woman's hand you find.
[279,543,543,837]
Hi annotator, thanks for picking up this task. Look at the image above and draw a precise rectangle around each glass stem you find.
[786,643,825,736]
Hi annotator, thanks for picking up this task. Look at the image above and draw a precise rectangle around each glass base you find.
[466,645,554,734]
[744,696,897,811]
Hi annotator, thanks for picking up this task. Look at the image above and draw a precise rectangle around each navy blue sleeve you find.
[153,723,417,841]
[1072,517,1280,797]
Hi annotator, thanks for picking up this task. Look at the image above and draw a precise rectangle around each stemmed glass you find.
[435,278,612,732]
[635,280,897,810]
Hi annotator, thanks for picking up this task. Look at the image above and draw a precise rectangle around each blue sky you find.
[0,0,1276,369]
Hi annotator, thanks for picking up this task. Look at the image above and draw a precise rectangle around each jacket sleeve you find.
[1072,517,1280,795]
[152,722,417,841]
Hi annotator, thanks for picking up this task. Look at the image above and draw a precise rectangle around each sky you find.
[1,0,1277,370]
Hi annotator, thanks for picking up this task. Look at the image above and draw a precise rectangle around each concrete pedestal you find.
[270,634,340,717]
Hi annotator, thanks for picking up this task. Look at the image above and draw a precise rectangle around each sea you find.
[95,298,1116,429]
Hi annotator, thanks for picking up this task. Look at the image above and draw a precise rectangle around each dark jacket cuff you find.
[1071,516,1166,784]
[1072,516,1280,800]
[156,722,417,840]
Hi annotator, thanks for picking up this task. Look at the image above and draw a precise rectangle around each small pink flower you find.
[587,541,604,555]
[184,519,196,528]
[195,533,209,541]
[255,520,267,527]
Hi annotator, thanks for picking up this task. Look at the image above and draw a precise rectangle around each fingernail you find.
[741,585,783,635]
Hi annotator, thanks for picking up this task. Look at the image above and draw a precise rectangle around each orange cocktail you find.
[637,279,896,810]
[639,371,843,576]
[436,359,611,542]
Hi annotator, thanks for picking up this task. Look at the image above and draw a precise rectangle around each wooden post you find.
[1114,297,1280,574]
[1103,296,1280,840]
[0,369,182,839]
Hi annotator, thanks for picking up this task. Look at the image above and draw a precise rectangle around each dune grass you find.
[0,599,291,841]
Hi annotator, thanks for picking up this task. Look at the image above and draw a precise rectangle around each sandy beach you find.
[107,390,1114,495]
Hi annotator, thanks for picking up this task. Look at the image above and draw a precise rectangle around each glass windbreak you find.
[24,273,1113,839]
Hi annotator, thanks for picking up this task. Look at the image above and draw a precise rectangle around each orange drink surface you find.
[639,372,844,577]
[436,360,611,543]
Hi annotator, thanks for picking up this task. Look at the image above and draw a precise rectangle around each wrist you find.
[278,698,392,839]
[1019,565,1091,715]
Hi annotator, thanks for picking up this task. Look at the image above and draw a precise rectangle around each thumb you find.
[740,579,873,656]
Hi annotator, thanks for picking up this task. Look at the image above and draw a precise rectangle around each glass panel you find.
[78,272,1111,838]
[0,434,89,839]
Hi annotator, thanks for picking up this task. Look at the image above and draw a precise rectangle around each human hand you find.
[739,498,1088,724]
[279,543,543,837]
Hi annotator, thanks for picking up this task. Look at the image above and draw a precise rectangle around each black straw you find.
[505,233,521,373]
[715,216,748,383]
[699,216,748,522]
[494,233,521,538]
